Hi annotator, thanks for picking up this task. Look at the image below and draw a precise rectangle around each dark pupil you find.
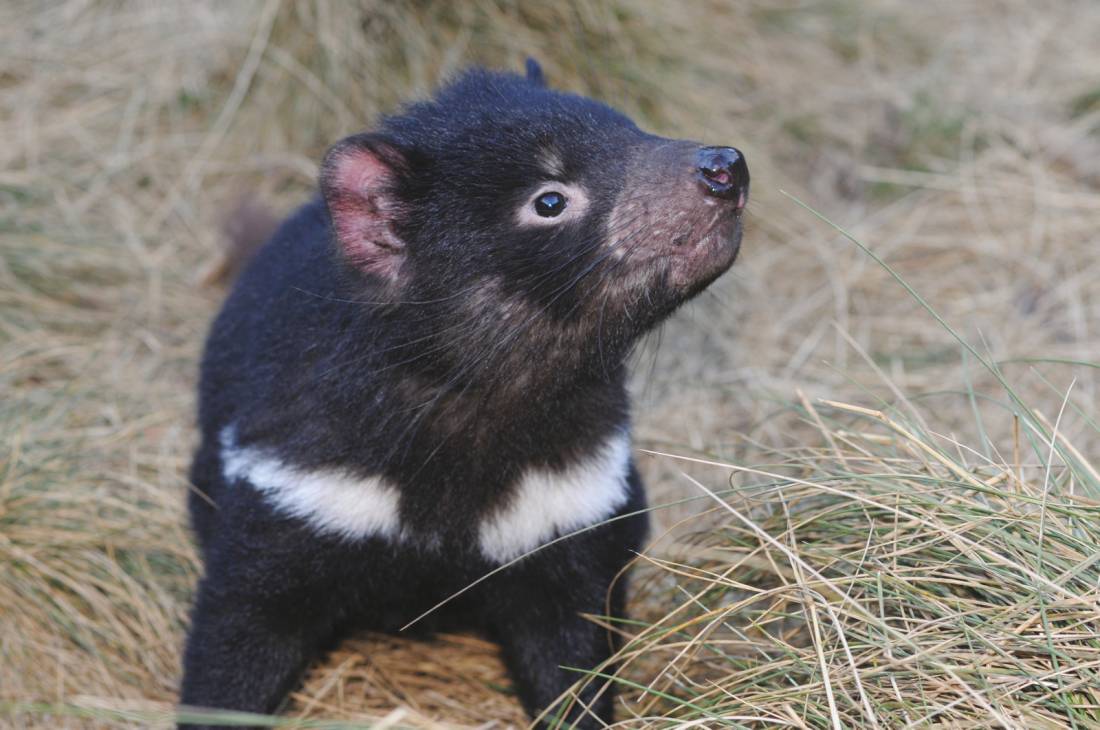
[534,191,567,217]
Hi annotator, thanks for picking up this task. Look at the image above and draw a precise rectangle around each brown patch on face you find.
[537,147,565,178]
[605,139,744,298]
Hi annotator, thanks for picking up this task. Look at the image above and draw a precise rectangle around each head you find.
[320,61,748,386]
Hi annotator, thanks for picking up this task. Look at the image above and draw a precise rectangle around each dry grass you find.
[2,0,1098,727]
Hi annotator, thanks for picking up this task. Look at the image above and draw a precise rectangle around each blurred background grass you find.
[1,1,1098,727]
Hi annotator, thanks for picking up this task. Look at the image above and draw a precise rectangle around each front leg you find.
[178,573,338,729]
[492,570,627,728]
[178,514,349,730]
[485,495,646,729]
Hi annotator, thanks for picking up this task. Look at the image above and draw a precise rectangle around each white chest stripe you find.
[219,426,632,557]
[219,427,403,541]
[478,432,633,563]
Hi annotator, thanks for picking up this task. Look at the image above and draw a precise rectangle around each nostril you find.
[696,146,749,204]
[699,165,731,186]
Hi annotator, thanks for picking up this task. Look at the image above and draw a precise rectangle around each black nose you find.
[697,146,749,208]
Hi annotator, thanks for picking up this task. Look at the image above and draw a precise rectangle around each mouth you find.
[664,208,742,294]
[581,204,743,334]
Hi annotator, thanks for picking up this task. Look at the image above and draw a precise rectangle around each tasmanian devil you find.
[180,59,748,728]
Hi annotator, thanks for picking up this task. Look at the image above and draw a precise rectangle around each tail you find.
[199,196,281,287]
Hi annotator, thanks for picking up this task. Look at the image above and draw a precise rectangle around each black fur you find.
[181,65,746,728]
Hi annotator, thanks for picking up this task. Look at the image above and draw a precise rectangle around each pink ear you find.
[320,135,406,280]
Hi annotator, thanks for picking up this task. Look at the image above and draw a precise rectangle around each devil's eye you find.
[534,191,567,218]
